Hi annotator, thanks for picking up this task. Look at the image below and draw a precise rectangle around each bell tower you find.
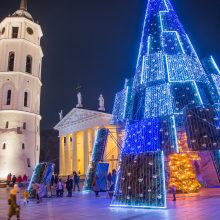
[0,0,43,179]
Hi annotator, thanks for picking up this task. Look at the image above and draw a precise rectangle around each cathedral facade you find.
[55,107,120,177]
[0,0,43,179]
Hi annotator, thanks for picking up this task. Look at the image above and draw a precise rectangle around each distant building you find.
[0,0,43,179]
[55,106,120,177]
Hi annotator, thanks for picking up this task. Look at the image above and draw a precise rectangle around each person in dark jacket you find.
[12,175,17,186]
[73,171,80,191]
[7,173,12,188]
[66,175,73,197]
[93,175,100,197]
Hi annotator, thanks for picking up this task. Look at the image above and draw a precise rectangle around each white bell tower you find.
[0,0,43,179]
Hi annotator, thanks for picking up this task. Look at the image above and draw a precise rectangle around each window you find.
[2,143,6,150]
[17,127,22,134]
[64,137,66,144]
[26,55,32,73]
[6,90,12,105]
[22,143,25,150]
[12,27,19,38]
[23,122,26,130]
[8,52,15,71]
[27,158,31,167]
[2,27,5,35]
[5,121,9,129]
[24,92,28,107]
[26,27,33,35]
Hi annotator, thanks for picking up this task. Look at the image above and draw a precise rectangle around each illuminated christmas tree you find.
[168,153,201,193]
[111,0,220,209]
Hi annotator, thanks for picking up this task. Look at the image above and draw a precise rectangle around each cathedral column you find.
[84,129,89,175]
[65,134,72,175]
[72,132,77,173]
[59,136,65,176]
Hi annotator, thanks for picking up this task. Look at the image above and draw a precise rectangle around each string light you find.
[111,0,220,209]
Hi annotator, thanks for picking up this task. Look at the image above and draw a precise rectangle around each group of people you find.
[50,171,80,198]
[7,173,28,188]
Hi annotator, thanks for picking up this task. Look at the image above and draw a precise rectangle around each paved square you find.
[0,188,220,220]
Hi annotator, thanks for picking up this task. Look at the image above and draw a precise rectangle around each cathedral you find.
[55,93,120,177]
[0,0,43,179]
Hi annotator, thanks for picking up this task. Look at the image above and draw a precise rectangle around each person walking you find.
[8,184,21,220]
[12,175,17,186]
[170,185,177,201]
[73,171,80,191]
[23,189,29,205]
[107,172,112,190]
[93,175,100,197]
[32,182,40,203]
[66,175,73,197]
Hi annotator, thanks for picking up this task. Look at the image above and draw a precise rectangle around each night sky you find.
[1,0,220,129]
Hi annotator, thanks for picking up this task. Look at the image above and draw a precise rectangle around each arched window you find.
[22,143,25,150]
[8,52,15,71]
[5,121,9,129]
[23,122,26,130]
[26,55,32,73]
[24,92,28,107]
[2,143,6,150]
[6,90,12,105]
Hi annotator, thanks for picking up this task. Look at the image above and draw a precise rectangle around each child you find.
[56,179,64,197]
[23,189,29,205]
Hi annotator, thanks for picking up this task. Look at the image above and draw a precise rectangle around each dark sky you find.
[1,0,220,129]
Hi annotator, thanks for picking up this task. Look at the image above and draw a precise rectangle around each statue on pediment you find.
[98,94,105,111]
[59,110,63,121]
[76,92,83,108]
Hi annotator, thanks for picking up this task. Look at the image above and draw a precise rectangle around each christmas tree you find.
[111,0,220,209]
[168,153,201,193]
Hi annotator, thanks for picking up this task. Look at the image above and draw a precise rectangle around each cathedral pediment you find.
[54,108,111,131]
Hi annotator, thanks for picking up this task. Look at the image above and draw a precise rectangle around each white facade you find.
[55,108,120,177]
[0,1,43,179]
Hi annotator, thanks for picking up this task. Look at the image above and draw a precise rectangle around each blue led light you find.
[111,0,220,209]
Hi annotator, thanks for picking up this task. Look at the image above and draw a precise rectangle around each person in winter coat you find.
[17,176,22,187]
[32,182,40,203]
[7,173,12,188]
[22,174,28,188]
[107,172,112,190]
[56,179,64,197]
[73,171,80,191]
[93,175,100,197]
[8,184,20,220]
[66,175,73,197]
[170,185,177,201]
[12,175,17,186]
